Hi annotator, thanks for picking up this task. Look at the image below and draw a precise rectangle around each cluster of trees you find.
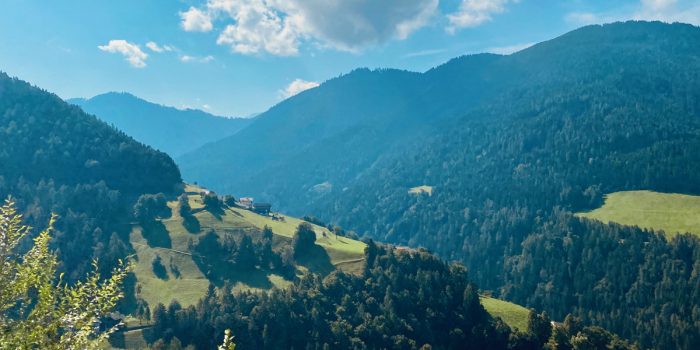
[189,226,296,280]
[134,193,171,224]
[502,211,700,349]
[146,242,633,349]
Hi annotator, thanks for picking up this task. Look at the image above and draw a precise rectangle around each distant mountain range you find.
[68,92,253,157]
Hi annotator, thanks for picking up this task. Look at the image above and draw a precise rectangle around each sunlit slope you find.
[480,297,531,332]
[577,190,700,237]
[129,184,366,308]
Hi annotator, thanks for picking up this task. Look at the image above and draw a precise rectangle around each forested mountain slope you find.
[0,72,182,281]
[308,21,700,349]
[178,21,700,349]
[69,92,252,157]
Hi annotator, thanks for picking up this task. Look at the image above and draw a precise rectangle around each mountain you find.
[176,21,700,349]
[69,92,253,157]
[0,72,182,282]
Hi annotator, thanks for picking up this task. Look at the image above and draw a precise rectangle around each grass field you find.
[408,185,433,196]
[576,190,700,237]
[480,297,531,332]
[129,184,367,309]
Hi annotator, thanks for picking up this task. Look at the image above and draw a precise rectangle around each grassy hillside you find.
[119,184,530,349]
[577,190,700,237]
[129,184,366,309]
[480,297,531,332]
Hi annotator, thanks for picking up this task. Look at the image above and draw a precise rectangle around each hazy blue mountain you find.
[69,92,253,157]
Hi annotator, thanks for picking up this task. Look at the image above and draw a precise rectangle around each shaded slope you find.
[0,71,182,281]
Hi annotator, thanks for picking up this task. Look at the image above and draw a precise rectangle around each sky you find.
[0,0,698,117]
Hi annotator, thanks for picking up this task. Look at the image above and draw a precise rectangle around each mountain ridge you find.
[69,92,253,157]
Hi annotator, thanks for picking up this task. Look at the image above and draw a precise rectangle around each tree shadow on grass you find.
[152,256,169,280]
[141,221,172,249]
[295,244,334,277]
[182,215,201,233]
[192,256,274,290]
[205,206,225,221]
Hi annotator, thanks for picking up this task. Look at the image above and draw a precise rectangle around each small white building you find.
[239,197,254,209]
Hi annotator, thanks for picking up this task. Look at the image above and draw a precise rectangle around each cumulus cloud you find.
[146,41,174,53]
[447,0,518,33]
[98,40,148,68]
[291,0,439,51]
[214,0,302,56]
[280,79,320,99]
[181,6,213,32]
[180,54,215,63]
[182,0,439,55]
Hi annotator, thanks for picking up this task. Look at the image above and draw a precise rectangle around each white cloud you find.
[98,40,148,68]
[183,0,439,55]
[634,0,700,24]
[565,0,700,26]
[565,12,601,25]
[447,0,518,33]
[484,42,534,55]
[280,79,320,99]
[180,54,215,63]
[402,48,447,58]
[214,0,301,56]
[146,41,174,53]
[291,0,439,51]
[181,6,213,32]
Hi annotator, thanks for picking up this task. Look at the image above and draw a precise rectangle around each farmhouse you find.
[238,197,254,209]
[253,203,272,215]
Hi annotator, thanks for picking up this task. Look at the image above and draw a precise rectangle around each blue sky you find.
[1,0,698,117]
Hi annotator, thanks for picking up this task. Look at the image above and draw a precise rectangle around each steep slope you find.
[177,68,437,202]
[0,72,182,281]
[69,92,252,157]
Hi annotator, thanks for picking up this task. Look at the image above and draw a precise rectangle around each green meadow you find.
[130,184,366,309]
[480,297,531,332]
[577,190,700,237]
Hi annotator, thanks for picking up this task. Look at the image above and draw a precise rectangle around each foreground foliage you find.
[0,71,181,283]
[0,200,128,350]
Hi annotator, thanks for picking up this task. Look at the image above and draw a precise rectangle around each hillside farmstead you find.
[253,203,272,215]
[238,197,254,209]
